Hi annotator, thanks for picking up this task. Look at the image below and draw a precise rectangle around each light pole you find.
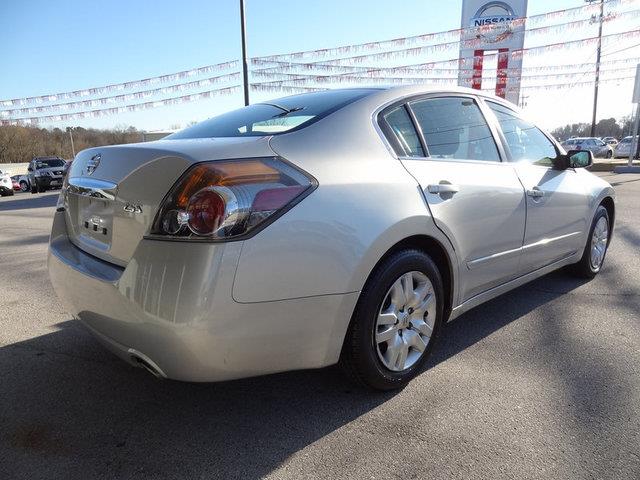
[240,0,250,106]
[588,0,604,137]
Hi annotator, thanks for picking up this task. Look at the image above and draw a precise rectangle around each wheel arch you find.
[358,234,456,323]
[600,195,615,232]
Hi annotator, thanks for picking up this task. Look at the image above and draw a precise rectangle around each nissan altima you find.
[48,86,615,390]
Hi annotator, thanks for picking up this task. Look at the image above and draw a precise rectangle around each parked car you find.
[0,169,15,196]
[602,136,618,146]
[560,137,613,158]
[48,86,615,390]
[613,136,638,159]
[17,175,30,192]
[27,156,66,193]
[10,175,21,191]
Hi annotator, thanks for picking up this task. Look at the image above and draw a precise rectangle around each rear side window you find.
[382,106,424,157]
[486,101,557,166]
[167,89,377,139]
[410,97,500,162]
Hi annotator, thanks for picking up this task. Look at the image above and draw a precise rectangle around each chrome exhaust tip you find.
[127,348,167,379]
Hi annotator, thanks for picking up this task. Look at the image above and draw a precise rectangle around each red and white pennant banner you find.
[0,72,240,117]
[251,75,635,95]
[251,56,640,79]
[253,1,639,63]
[1,86,240,126]
[0,61,239,108]
[249,66,639,88]
[251,29,640,69]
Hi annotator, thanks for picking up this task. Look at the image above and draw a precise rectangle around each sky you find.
[1,0,639,132]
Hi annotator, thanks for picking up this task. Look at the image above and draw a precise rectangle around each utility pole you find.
[67,127,76,158]
[588,0,604,137]
[240,0,250,106]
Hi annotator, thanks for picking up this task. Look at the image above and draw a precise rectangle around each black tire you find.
[37,183,47,193]
[606,150,613,159]
[7,189,14,196]
[572,205,610,278]
[19,181,28,192]
[31,184,37,194]
[340,249,444,390]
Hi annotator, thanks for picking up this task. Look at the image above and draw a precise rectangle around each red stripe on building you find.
[472,49,484,90]
[495,48,509,99]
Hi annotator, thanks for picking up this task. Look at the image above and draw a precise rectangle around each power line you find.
[601,41,640,56]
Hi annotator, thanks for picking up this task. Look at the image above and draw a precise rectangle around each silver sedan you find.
[560,137,613,158]
[48,86,615,390]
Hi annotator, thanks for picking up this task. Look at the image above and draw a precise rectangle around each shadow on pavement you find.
[0,192,58,211]
[1,269,594,480]
[0,234,51,248]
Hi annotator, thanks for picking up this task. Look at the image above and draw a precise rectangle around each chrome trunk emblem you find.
[124,203,143,214]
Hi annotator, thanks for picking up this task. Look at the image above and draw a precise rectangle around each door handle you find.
[427,182,460,195]
[526,187,544,198]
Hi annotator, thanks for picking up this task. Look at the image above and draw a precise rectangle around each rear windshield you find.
[166,89,378,139]
[36,159,65,168]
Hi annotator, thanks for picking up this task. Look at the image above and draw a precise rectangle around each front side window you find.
[382,105,424,157]
[486,101,557,166]
[409,97,500,162]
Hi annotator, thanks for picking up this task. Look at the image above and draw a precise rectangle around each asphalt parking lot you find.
[1,173,639,480]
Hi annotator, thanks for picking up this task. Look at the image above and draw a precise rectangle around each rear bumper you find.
[47,211,358,382]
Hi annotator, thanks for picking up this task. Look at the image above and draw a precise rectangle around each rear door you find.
[593,138,608,157]
[382,95,527,302]
[483,100,589,274]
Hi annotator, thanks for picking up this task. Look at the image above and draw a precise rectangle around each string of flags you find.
[253,29,640,70]
[0,61,239,107]
[253,1,639,63]
[1,86,240,126]
[0,73,240,117]
[250,56,640,78]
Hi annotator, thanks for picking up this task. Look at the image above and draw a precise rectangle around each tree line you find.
[0,115,636,165]
[551,116,635,141]
[0,125,143,164]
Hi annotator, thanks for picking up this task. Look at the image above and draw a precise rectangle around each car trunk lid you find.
[62,137,275,266]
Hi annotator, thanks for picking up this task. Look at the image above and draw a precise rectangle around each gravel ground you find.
[1,173,639,480]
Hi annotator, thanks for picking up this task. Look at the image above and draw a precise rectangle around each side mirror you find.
[27,167,33,172]
[567,149,593,168]
[554,149,593,170]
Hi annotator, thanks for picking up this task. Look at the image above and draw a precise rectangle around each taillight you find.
[150,157,316,241]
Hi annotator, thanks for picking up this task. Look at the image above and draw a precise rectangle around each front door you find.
[384,95,527,303]
[483,100,589,274]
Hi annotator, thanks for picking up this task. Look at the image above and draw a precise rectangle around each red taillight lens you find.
[186,188,226,235]
[150,157,315,241]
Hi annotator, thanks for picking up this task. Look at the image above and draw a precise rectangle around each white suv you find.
[0,169,15,197]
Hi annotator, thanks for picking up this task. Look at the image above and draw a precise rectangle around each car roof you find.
[276,85,520,111]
